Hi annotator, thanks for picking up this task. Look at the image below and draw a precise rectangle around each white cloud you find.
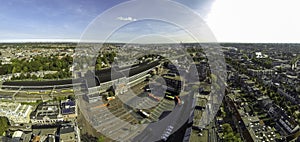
[205,0,300,43]
[116,16,137,22]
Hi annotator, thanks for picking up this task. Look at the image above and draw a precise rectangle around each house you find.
[60,126,76,142]
[247,69,274,77]
[61,99,77,120]
[85,93,101,103]
[30,102,63,124]
[257,96,273,110]
[12,131,23,142]
[268,105,300,135]
[163,74,182,94]
[195,61,208,81]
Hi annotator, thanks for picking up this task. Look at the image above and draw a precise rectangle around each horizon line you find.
[0,39,300,44]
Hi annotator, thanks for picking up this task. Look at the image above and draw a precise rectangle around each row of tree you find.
[0,55,72,75]
[10,70,71,80]
[95,52,116,70]
[222,123,242,142]
[252,57,273,69]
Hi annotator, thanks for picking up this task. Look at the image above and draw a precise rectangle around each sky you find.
[0,0,299,43]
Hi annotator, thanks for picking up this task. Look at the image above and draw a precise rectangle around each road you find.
[132,92,195,142]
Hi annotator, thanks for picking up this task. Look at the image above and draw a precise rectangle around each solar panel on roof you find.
[62,108,75,114]
[66,101,75,106]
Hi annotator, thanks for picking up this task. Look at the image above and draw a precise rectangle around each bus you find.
[165,95,175,100]
[148,93,160,101]
[138,109,150,118]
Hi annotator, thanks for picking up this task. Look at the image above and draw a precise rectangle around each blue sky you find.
[0,0,215,43]
[1,0,300,43]
[0,0,127,40]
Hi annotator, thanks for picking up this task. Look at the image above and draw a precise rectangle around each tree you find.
[67,95,75,101]
[31,74,38,80]
[39,66,43,71]
[222,123,242,142]
[98,136,105,142]
[108,91,114,97]
[19,73,26,80]
[0,117,9,135]
[96,64,102,71]
[2,64,12,74]
[23,66,28,73]
[223,132,235,141]
[12,66,18,74]
[222,123,233,133]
